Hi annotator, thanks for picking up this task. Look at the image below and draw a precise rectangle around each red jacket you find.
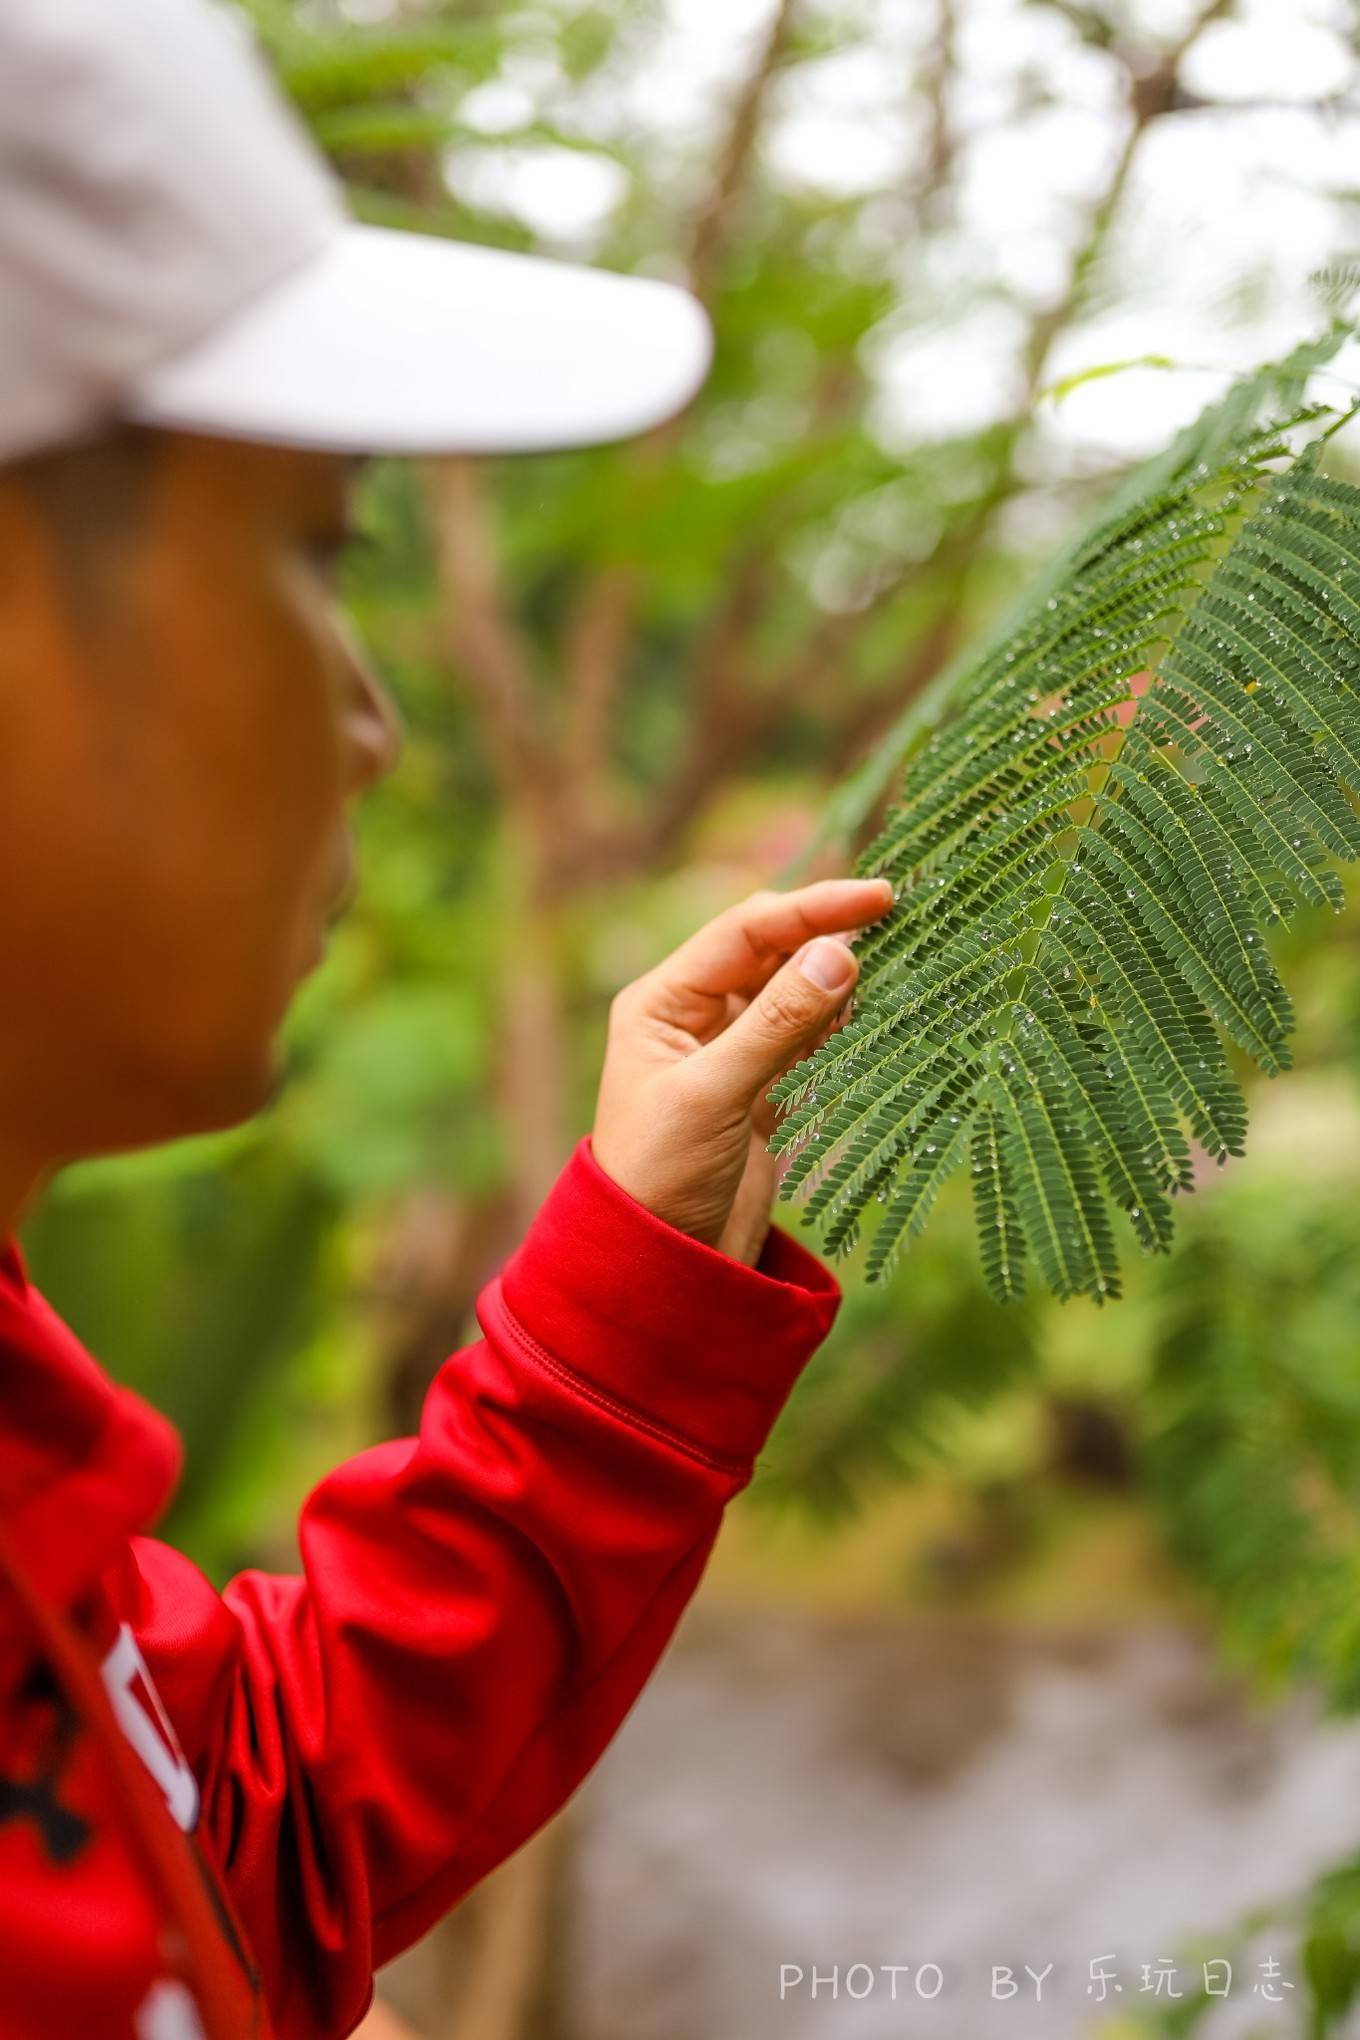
[0,1134,839,2039]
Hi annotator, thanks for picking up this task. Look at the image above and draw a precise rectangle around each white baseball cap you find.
[0,0,714,464]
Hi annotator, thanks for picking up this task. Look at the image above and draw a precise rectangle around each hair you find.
[4,420,164,626]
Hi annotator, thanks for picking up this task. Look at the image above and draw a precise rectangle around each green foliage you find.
[1140,1168,1360,1712]
[1300,1853,1360,2038]
[1039,353,1178,407]
[1132,1841,1360,2040]
[772,335,1360,1303]
[20,1130,344,1564]
[236,1,504,111]
[754,1179,1042,1519]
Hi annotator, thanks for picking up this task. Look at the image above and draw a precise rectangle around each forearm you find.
[128,1135,840,2037]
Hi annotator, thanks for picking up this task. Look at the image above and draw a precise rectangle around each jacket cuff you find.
[490,1135,841,1471]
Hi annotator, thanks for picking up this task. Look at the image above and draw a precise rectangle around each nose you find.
[336,611,403,795]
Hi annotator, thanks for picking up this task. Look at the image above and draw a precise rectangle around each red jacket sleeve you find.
[120,1135,840,2038]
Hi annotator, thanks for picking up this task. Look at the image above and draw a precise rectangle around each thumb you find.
[699,935,858,1104]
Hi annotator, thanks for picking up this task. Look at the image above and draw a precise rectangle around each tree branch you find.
[559,561,639,831]
[1021,0,1237,399]
[425,457,551,805]
[686,0,800,304]
[552,0,804,838]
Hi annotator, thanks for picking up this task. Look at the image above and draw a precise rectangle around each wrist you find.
[589,1131,732,1252]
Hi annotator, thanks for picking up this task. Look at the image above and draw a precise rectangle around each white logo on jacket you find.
[100,1621,201,1834]
[134,1978,207,2040]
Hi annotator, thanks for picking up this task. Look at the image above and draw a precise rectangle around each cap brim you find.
[125,223,713,455]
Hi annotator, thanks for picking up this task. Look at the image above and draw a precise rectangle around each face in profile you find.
[0,428,401,1166]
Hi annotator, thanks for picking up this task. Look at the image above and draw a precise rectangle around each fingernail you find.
[799,938,855,991]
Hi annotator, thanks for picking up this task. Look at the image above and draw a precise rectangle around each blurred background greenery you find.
[18,0,1360,2032]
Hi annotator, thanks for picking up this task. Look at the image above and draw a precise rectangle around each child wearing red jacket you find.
[0,1,892,2034]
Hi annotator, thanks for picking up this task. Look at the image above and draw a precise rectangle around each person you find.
[0,2,894,2035]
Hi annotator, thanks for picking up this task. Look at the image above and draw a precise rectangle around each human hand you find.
[590,877,895,1267]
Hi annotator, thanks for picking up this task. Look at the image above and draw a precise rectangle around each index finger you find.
[653,878,894,1002]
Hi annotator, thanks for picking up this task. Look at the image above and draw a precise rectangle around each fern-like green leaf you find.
[772,347,1360,1303]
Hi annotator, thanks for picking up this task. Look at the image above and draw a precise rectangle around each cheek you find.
[0,508,354,1147]
[126,562,345,925]
[14,559,352,1089]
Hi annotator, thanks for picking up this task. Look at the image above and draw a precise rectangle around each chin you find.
[190,1034,292,1133]
[88,1029,291,1156]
